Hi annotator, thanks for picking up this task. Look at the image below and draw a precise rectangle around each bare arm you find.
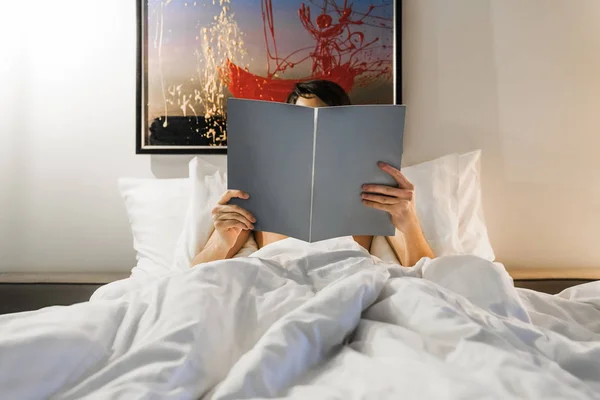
[190,189,256,267]
[191,229,251,266]
[363,162,435,267]
[386,217,434,267]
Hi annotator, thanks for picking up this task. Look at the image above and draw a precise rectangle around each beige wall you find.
[0,0,599,272]
[403,0,600,268]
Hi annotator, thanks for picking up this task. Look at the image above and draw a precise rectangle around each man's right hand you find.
[211,190,256,248]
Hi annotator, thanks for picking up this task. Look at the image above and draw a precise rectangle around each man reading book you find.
[192,80,434,267]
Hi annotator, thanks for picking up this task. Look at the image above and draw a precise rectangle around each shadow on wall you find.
[150,155,227,179]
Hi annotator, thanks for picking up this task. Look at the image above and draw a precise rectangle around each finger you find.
[216,218,253,231]
[215,212,254,229]
[361,193,403,205]
[362,199,391,212]
[377,162,414,189]
[362,185,414,200]
[212,204,256,223]
[214,212,254,230]
[218,189,250,205]
[215,220,248,232]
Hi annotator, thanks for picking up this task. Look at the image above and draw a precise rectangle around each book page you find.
[310,105,406,242]
[227,99,314,241]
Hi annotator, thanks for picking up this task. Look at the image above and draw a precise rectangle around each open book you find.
[227,98,405,242]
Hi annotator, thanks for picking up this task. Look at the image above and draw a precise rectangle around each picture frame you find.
[136,0,402,154]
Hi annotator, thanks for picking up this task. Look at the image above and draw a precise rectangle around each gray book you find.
[227,98,405,242]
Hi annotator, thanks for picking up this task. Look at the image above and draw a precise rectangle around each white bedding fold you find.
[0,238,598,399]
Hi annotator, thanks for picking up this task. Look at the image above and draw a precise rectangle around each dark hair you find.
[286,80,351,106]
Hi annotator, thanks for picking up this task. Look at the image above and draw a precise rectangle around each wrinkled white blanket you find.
[1,238,599,399]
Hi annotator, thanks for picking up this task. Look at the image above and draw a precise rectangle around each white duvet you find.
[1,238,599,399]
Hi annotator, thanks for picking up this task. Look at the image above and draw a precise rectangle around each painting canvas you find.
[136,0,400,154]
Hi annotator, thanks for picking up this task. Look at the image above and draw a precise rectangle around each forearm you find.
[387,217,434,267]
[191,232,230,267]
[191,229,243,267]
[403,223,434,266]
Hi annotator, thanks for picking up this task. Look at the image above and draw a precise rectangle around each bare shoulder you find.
[255,231,289,249]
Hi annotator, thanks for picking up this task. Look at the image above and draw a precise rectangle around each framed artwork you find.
[136,0,401,154]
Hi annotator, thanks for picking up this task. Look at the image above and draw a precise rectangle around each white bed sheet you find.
[0,238,599,399]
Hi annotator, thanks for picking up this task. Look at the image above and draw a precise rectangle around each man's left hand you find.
[361,162,419,233]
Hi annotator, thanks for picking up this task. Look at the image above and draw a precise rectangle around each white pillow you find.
[172,157,259,270]
[134,150,494,271]
[403,153,462,257]
[118,177,190,275]
[458,150,495,260]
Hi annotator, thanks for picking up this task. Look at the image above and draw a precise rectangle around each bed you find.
[1,240,600,399]
[1,153,598,399]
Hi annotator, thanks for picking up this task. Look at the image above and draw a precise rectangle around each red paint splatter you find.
[225,60,356,102]
[316,14,333,29]
[224,0,393,102]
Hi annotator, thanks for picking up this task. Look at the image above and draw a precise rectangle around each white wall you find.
[0,0,599,272]
[0,0,146,272]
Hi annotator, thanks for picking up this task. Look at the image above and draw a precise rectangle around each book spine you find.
[308,108,318,242]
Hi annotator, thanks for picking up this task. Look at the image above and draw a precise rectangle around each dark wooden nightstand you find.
[0,273,129,315]
[507,267,600,294]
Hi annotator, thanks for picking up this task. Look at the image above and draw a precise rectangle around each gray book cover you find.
[227,98,405,242]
